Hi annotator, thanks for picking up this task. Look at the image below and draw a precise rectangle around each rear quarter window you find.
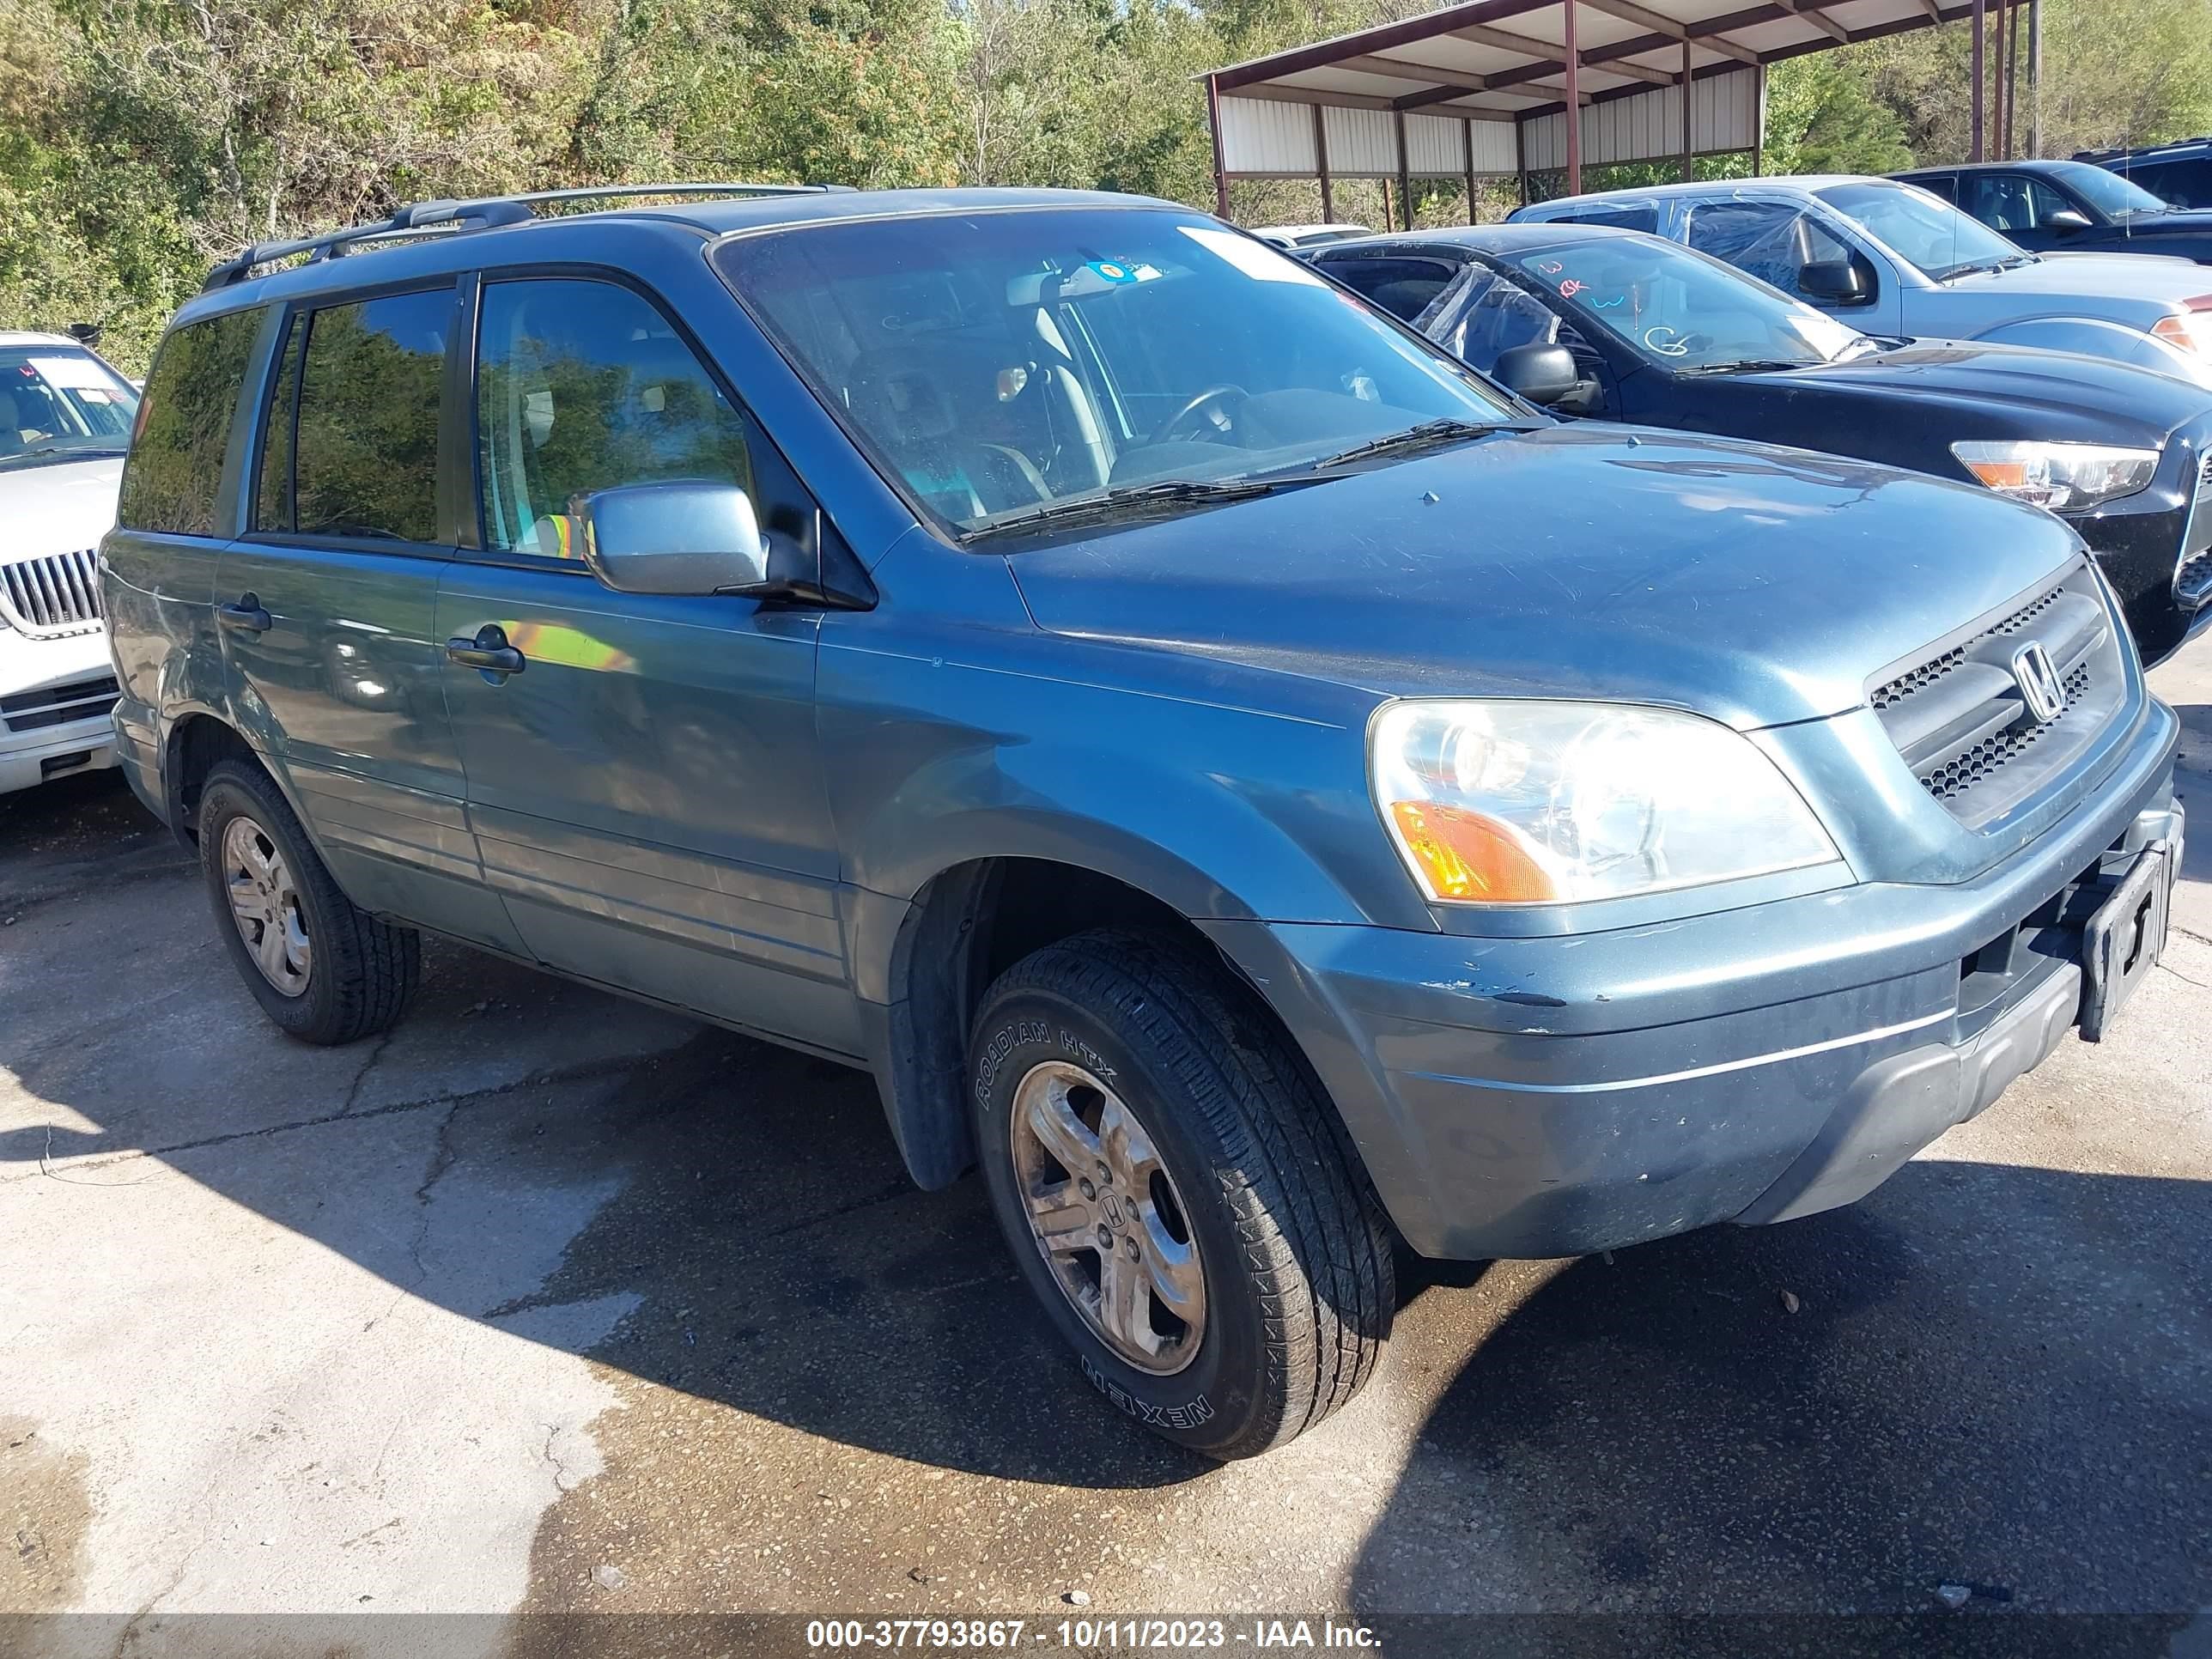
[1547,204,1661,234]
[116,307,264,537]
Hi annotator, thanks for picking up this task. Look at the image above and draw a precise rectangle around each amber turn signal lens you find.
[1960,456,2030,492]
[1389,800,1558,902]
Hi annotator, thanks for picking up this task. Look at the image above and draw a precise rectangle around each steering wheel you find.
[1155,384,1249,444]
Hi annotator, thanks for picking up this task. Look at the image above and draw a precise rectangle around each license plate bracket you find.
[2080,842,2172,1042]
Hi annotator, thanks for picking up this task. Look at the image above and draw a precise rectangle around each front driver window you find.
[475,278,756,560]
[1965,173,2070,233]
[1686,202,1857,305]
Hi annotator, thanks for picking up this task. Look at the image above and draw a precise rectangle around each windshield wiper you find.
[1677,358,1820,375]
[5,441,125,460]
[963,475,1318,538]
[1303,418,1504,471]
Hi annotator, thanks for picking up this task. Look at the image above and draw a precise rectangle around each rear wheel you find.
[198,759,420,1044]
[970,928,1394,1459]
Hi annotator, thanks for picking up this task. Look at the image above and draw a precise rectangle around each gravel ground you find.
[1,651,2207,1659]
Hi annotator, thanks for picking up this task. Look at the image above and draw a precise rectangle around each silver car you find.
[1510,175,2212,388]
[0,331,137,795]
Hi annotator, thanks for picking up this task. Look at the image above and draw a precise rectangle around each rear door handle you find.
[446,624,526,677]
[217,595,272,634]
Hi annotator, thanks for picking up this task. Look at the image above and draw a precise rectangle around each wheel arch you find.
[864,853,1322,1194]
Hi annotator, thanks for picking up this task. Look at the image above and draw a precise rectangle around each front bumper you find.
[1206,699,2181,1261]
[2069,452,2209,669]
[0,629,118,795]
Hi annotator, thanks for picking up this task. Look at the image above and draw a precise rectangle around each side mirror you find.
[579,481,791,597]
[1492,343,1583,407]
[1798,259,1870,304]
[2045,208,2094,234]
[65,321,102,347]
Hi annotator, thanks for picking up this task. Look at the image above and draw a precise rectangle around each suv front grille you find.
[2180,450,2212,606]
[0,548,104,637]
[0,674,118,734]
[1868,559,2124,831]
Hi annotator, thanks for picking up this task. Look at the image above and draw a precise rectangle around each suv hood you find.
[2,453,125,555]
[1954,252,2212,303]
[1747,339,2207,447]
[1008,425,2085,732]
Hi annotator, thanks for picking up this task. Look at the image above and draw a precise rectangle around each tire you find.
[197,758,421,1045]
[970,927,1394,1460]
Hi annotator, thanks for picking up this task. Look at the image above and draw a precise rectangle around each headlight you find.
[1951,440,2159,511]
[1370,700,1840,905]
[2153,307,2212,359]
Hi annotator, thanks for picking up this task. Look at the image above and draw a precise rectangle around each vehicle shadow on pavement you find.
[3,996,1204,1494]
[1352,1158,2211,1632]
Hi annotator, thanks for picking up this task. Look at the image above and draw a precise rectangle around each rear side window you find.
[1908,173,1959,203]
[116,307,263,536]
[1550,204,1660,234]
[284,288,453,544]
[1316,257,1461,324]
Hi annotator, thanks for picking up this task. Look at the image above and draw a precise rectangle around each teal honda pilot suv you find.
[103,184,2183,1458]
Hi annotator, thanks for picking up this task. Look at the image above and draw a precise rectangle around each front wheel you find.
[970,929,1394,1459]
[198,759,421,1044]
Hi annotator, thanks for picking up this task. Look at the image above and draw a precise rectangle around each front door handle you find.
[217,595,272,634]
[446,624,526,677]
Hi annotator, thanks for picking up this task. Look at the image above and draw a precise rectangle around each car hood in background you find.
[1741,339,2209,448]
[2100,209,2212,239]
[3,454,126,555]
[1008,425,2085,733]
[1960,252,2212,301]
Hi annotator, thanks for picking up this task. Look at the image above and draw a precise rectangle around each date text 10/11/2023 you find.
[805,1619,1383,1650]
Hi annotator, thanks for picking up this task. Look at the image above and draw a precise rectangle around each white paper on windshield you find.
[27,355,114,391]
[1178,225,1324,286]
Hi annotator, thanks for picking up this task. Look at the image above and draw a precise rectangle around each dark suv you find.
[2079,137,2212,211]
[104,185,2183,1459]
[1898,158,2212,264]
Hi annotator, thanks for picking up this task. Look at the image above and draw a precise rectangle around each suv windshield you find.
[714,208,1520,535]
[1500,235,1865,371]
[2053,160,2170,221]
[0,343,140,470]
[1816,181,2024,279]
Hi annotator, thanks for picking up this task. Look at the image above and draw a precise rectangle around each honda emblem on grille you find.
[2012,641,2065,724]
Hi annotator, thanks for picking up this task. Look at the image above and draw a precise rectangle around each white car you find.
[1,331,138,796]
[1251,223,1375,250]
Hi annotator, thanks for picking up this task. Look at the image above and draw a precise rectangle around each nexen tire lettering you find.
[1081,1355,1214,1430]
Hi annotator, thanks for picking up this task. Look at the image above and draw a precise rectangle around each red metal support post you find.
[1999,0,2017,160]
[1679,37,1693,184]
[1206,75,1231,219]
[1564,0,1582,196]
[1395,108,1413,229]
[1969,0,1985,162]
[1462,119,1478,223]
[1313,103,1334,223]
[2003,0,2021,159]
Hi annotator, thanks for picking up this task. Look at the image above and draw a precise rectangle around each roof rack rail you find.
[203,181,851,290]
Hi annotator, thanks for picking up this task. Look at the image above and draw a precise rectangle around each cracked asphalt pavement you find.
[2,651,2209,1658]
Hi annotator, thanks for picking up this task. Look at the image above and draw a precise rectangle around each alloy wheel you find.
[1009,1060,1206,1375]
[222,816,313,998]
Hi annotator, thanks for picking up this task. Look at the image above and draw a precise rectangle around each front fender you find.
[1973,315,2212,388]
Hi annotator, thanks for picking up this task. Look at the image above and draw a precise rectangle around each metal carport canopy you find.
[1206,0,1990,221]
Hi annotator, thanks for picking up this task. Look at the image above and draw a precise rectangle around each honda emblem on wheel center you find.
[2012,641,2065,724]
